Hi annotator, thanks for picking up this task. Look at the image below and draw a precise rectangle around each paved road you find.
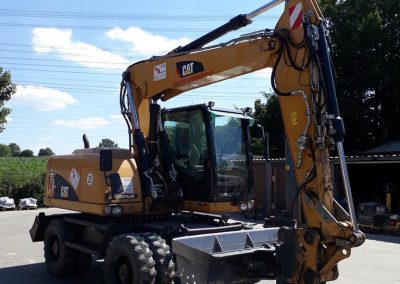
[0,208,102,284]
[0,208,399,283]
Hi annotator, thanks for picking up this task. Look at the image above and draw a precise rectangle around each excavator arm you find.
[120,0,364,282]
[122,29,277,139]
[271,1,365,282]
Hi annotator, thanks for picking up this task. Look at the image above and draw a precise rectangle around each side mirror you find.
[100,150,113,172]
[252,122,269,160]
[256,122,266,141]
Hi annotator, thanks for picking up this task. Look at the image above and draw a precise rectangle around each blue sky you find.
[1,0,283,155]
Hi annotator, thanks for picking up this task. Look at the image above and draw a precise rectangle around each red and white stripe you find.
[289,3,303,31]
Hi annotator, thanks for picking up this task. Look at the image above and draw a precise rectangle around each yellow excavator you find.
[30,0,364,283]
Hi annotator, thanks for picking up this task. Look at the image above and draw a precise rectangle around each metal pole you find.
[337,142,359,232]
[246,0,285,20]
[124,81,140,130]
[264,132,272,216]
[173,0,285,54]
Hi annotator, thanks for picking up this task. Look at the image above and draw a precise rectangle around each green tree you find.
[38,147,55,156]
[20,149,34,157]
[253,93,285,158]
[320,0,400,152]
[0,67,16,132]
[214,117,242,155]
[8,143,21,157]
[0,144,11,157]
[99,138,118,147]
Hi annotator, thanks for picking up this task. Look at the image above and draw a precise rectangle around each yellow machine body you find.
[44,148,144,216]
[43,147,244,215]
[37,1,366,282]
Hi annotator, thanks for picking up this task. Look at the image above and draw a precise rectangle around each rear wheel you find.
[44,219,78,278]
[104,234,156,284]
[141,233,176,283]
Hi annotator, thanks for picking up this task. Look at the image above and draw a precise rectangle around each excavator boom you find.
[123,31,277,138]
[120,0,364,282]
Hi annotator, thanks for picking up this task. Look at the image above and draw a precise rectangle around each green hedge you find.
[0,157,48,207]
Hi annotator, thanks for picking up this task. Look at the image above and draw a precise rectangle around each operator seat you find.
[175,126,190,160]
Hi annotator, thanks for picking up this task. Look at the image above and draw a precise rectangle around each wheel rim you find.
[50,235,60,261]
[115,256,132,284]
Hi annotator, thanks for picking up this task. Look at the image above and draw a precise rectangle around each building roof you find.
[253,141,400,165]
[366,141,400,154]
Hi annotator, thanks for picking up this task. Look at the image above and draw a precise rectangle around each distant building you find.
[331,141,400,213]
[253,141,400,216]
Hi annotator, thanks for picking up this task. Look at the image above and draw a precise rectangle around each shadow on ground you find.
[0,262,103,284]
[366,233,400,244]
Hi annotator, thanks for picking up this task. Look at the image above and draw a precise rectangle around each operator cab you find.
[162,103,255,207]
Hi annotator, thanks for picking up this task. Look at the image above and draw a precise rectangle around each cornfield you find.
[0,157,48,207]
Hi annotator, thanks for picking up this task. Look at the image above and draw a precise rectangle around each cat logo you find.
[176,61,204,78]
[60,186,69,198]
[182,62,195,76]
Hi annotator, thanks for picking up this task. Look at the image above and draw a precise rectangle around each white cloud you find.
[53,117,110,129]
[32,28,129,70]
[254,68,272,78]
[106,26,190,56]
[109,114,121,119]
[14,85,78,111]
[109,114,125,123]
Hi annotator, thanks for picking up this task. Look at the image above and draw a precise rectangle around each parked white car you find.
[18,198,38,209]
[0,197,16,210]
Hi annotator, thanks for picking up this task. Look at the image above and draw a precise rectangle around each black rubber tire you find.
[141,233,176,284]
[44,219,78,278]
[75,251,92,275]
[104,234,156,284]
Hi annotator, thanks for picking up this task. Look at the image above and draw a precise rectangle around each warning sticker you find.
[290,111,299,126]
[87,173,94,186]
[69,167,80,190]
[114,178,135,199]
[154,63,167,81]
[289,3,303,31]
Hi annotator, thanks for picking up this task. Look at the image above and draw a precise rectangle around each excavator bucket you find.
[172,227,280,283]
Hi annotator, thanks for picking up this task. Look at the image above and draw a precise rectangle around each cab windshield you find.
[212,113,251,199]
[162,107,252,202]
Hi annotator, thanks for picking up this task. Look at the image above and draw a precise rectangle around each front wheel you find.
[104,234,156,284]
[44,219,78,278]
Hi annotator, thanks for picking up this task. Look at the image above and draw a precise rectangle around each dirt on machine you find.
[30,0,365,283]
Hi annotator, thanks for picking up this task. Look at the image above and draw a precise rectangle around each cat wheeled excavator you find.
[30,0,364,283]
